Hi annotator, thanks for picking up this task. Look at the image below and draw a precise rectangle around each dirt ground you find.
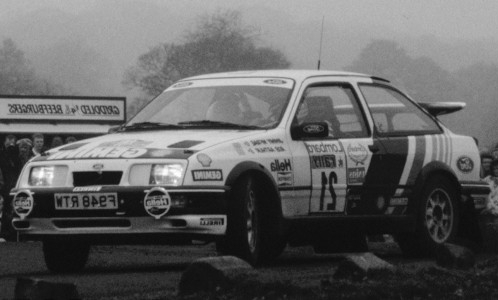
[3,239,498,299]
[96,242,498,300]
[173,255,498,300]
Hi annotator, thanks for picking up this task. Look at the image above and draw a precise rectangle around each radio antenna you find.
[317,16,325,70]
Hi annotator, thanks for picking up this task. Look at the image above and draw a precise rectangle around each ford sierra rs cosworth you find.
[10,70,489,272]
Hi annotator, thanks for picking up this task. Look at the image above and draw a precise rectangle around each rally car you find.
[11,70,489,272]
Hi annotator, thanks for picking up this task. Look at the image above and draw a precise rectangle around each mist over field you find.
[1,0,497,146]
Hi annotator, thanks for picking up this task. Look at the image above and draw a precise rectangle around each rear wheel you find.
[43,237,90,273]
[216,175,285,265]
[396,176,460,257]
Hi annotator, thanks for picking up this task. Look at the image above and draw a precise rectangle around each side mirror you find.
[291,122,329,139]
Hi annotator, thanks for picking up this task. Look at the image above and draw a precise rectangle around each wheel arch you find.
[225,161,283,219]
[408,161,461,214]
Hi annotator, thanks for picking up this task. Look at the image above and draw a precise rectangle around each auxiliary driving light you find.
[13,190,34,219]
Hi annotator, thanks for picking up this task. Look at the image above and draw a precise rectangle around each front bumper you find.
[11,185,227,238]
[13,215,226,236]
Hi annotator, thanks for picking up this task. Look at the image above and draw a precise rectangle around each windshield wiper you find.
[178,120,262,129]
[119,122,183,131]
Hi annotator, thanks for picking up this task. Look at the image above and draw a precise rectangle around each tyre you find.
[216,175,285,265]
[396,175,460,257]
[43,237,90,273]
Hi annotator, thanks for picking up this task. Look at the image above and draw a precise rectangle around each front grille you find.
[53,219,131,228]
[73,171,122,186]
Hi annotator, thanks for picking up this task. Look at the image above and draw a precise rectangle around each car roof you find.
[181,69,389,83]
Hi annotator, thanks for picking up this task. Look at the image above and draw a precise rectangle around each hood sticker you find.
[46,139,196,160]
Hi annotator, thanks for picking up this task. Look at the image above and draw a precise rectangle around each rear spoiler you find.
[418,102,466,117]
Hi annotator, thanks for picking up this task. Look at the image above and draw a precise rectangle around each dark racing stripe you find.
[406,136,426,185]
[363,137,409,198]
[431,135,438,162]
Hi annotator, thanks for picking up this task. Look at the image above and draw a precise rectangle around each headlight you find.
[28,166,68,186]
[150,164,184,185]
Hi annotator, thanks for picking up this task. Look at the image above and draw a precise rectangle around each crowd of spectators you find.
[480,143,498,215]
[0,133,77,240]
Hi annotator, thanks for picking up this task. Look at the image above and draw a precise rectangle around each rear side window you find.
[359,84,441,136]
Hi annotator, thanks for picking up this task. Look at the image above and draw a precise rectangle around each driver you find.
[205,93,243,124]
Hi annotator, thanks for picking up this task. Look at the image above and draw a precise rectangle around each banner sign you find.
[0,97,126,123]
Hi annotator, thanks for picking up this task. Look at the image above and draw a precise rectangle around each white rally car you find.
[11,70,489,272]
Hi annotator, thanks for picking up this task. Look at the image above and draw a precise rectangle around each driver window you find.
[294,85,368,138]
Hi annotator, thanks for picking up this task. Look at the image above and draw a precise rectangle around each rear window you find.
[359,84,441,136]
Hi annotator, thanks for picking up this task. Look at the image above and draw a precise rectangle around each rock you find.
[178,256,256,295]
[333,252,395,281]
[435,243,475,270]
[14,277,79,300]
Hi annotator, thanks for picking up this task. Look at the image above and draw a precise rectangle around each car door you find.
[288,81,372,215]
[356,83,444,215]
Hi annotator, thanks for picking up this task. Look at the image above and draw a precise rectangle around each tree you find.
[347,39,498,147]
[124,10,291,103]
[347,40,411,88]
[0,38,63,95]
[452,63,498,148]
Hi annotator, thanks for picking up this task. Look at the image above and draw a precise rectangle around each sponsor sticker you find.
[48,139,153,160]
[277,171,293,186]
[196,153,212,167]
[310,155,336,169]
[270,159,292,172]
[233,143,245,155]
[348,167,365,184]
[305,142,342,154]
[200,218,224,226]
[192,169,223,181]
[456,156,474,173]
[13,191,34,218]
[144,188,171,219]
[347,143,368,165]
[264,79,287,85]
[73,186,102,192]
[390,197,409,206]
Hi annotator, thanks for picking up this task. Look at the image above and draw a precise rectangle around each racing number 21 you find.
[320,171,337,211]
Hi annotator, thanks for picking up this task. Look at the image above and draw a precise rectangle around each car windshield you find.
[126,78,294,130]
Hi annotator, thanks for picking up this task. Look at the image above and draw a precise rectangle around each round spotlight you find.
[144,187,171,219]
[13,190,34,219]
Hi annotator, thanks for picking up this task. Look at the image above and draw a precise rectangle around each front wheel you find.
[43,237,90,273]
[216,175,284,265]
[396,176,460,257]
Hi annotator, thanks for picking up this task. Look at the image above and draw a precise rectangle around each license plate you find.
[54,193,118,210]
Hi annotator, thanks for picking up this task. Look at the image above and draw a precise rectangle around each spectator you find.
[0,135,21,240]
[17,138,34,167]
[0,167,4,237]
[65,136,77,144]
[481,150,494,178]
[492,145,498,161]
[32,133,45,156]
[484,159,498,215]
[50,136,63,149]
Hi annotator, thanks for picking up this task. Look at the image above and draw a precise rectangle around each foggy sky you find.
[1,0,498,97]
[3,0,498,39]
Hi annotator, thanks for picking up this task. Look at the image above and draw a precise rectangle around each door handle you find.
[368,144,380,153]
